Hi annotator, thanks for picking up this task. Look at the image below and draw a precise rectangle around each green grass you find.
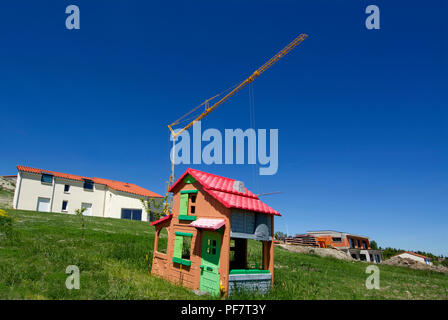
[0,209,447,300]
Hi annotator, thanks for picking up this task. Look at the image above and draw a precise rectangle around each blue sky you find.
[0,1,446,255]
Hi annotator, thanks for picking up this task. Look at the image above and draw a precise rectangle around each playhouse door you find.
[200,231,221,295]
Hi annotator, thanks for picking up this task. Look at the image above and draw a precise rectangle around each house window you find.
[173,231,193,266]
[332,237,342,243]
[362,240,368,249]
[121,209,142,221]
[41,174,53,184]
[348,238,355,248]
[62,200,68,212]
[64,184,70,193]
[81,203,92,216]
[83,179,94,190]
[37,197,50,212]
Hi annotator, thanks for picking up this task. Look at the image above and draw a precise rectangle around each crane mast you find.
[163,33,308,214]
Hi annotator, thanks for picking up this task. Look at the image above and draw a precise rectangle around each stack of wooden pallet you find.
[284,234,318,247]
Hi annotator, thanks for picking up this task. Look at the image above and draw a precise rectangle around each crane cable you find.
[167,74,256,204]
[248,82,257,193]
[166,81,240,212]
[171,81,241,127]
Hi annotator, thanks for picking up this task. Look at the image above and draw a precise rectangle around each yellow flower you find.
[0,209,9,217]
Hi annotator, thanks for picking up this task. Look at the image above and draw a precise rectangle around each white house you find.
[395,251,433,265]
[13,165,163,222]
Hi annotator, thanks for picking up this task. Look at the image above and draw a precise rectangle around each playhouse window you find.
[156,227,168,254]
[189,194,196,214]
[246,240,263,269]
[173,231,193,266]
[179,190,198,216]
[182,237,191,259]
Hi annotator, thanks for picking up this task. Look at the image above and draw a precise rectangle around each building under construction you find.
[283,230,383,263]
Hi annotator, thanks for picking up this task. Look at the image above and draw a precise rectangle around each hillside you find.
[0,208,447,300]
[0,177,15,208]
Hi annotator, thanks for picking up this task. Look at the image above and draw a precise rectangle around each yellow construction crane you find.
[163,33,308,214]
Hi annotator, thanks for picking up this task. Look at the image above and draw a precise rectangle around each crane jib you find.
[163,33,308,213]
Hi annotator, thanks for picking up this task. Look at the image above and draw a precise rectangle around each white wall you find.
[14,171,162,221]
[12,172,21,209]
[397,252,432,265]
[106,189,144,220]
[51,177,106,217]
[105,189,163,221]
[15,172,54,211]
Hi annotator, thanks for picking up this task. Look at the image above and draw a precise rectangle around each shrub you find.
[75,207,87,240]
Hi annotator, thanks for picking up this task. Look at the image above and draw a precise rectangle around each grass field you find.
[0,208,446,300]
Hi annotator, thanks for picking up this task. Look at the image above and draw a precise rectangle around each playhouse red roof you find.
[17,165,163,198]
[151,214,173,226]
[169,168,281,216]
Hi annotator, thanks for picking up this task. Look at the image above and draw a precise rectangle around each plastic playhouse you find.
[150,168,281,296]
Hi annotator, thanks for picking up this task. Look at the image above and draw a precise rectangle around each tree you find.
[441,259,448,268]
[370,240,378,250]
[140,197,164,222]
[274,231,286,240]
[75,207,87,240]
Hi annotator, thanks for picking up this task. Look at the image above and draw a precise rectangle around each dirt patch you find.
[382,256,448,274]
[278,244,353,261]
